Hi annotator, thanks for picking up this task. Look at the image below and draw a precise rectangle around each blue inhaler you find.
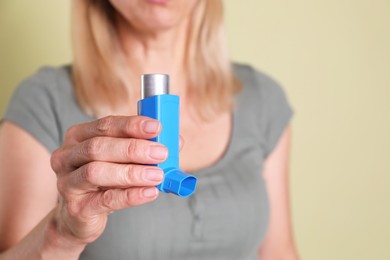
[137,74,197,198]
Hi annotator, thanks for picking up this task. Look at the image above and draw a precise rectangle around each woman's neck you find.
[116,14,189,98]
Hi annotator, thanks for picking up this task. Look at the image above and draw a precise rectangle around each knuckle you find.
[126,139,140,159]
[50,149,63,173]
[64,125,77,141]
[66,200,82,217]
[85,137,102,157]
[102,190,115,210]
[83,162,99,184]
[123,165,139,185]
[96,116,114,135]
[125,189,142,206]
[126,116,142,135]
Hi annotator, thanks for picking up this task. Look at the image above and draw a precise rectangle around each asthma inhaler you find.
[137,74,197,198]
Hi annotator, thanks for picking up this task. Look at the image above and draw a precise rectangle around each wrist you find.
[43,208,87,259]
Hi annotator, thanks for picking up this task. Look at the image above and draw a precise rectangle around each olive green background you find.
[1,1,390,259]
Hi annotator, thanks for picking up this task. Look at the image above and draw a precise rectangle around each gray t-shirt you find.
[3,63,293,260]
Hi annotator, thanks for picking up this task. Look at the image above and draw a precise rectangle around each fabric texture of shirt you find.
[3,63,293,260]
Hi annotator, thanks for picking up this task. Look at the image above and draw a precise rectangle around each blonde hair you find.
[71,0,241,119]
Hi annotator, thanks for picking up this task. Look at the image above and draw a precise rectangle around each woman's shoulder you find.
[15,65,73,96]
[232,62,291,109]
[232,62,293,157]
[8,65,77,120]
[233,62,285,96]
[3,65,87,152]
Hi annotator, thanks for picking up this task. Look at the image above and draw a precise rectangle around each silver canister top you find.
[141,74,169,99]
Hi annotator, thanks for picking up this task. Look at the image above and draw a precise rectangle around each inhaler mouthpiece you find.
[161,168,197,197]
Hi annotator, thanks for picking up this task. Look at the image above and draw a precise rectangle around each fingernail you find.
[143,120,160,134]
[143,187,158,198]
[149,145,168,160]
[144,168,164,182]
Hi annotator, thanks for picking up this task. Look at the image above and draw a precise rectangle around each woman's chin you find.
[133,13,184,33]
[146,0,170,4]
[113,0,195,34]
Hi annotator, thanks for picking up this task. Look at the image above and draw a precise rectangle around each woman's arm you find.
[258,126,300,260]
[0,121,84,259]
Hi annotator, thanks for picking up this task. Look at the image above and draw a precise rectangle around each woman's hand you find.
[50,115,167,245]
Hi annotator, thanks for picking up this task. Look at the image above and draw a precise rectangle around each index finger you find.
[65,116,161,144]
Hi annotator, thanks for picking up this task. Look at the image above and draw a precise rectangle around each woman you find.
[0,0,299,259]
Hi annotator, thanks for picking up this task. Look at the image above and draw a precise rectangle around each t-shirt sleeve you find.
[2,68,61,153]
[254,69,293,158]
